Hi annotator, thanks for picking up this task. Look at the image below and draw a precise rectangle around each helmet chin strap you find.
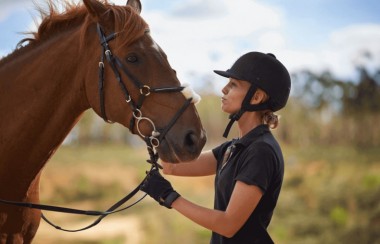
[223,110,244,138]
[222,85,271,138]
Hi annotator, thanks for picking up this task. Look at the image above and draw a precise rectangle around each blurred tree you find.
[343,66,380,114]
[292,58,380,115]
[290,51,380,147]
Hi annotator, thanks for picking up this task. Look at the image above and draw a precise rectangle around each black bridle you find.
[97,24,193,147]
[0,23,198,232]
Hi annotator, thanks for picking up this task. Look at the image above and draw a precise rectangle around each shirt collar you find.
[235,124,270,147]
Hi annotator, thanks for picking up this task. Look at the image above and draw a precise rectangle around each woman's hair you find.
[257,89,279,129]
[262,111,279,129]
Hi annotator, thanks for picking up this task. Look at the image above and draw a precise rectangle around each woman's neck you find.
[237,111,263,138]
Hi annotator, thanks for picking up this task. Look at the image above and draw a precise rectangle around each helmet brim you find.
[214,70,244,81]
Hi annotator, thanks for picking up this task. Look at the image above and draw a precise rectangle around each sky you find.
[1,0,380,93]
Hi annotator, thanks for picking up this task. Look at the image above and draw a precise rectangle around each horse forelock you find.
[110,4,148,46]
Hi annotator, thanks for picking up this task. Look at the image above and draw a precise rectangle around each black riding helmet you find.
[214,52,291,138]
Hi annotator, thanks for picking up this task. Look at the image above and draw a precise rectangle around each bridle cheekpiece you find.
[96,23,199,149]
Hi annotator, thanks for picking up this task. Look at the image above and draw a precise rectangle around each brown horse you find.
[0,0,206,243]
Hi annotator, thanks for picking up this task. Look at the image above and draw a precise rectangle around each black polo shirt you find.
[211,124,284,244]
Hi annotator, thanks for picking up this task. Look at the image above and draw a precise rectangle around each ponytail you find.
[262,111,279,129]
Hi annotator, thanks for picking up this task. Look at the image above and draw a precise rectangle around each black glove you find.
[140,169,180,209]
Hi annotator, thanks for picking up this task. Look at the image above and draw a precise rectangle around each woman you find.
[141,51,291,244]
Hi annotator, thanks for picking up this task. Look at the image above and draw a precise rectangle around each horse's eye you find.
[126,55,138,63]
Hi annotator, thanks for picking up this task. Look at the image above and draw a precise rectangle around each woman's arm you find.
[171,181,263,238]
[162,150,217,177]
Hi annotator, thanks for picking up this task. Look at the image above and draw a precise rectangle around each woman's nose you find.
[222,85,228,95]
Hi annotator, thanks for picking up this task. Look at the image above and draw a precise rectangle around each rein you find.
[0,23,198,232]
[0,144,159,232]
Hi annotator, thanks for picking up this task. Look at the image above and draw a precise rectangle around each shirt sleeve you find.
[234,142,276,193]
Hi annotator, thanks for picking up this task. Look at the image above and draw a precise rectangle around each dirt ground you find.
[34,214,143,243]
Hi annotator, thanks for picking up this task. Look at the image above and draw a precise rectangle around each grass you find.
[34,143,379,244]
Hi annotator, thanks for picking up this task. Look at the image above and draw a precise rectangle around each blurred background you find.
[1,0,379,243]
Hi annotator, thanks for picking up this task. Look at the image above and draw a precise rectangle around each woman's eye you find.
[126,55,138,63]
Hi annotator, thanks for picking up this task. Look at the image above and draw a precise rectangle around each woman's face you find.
[221,78,250,114]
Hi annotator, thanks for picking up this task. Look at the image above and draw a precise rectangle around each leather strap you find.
[161,191,181,209]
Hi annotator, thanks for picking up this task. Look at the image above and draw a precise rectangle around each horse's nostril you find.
[184,131,197,152]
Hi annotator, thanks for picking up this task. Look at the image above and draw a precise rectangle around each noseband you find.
[97,24,195,148]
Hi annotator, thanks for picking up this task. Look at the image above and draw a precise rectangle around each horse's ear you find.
[83,0,107,22]
[127,0,142,14]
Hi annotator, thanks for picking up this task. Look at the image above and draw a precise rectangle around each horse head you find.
[82,0,206,162]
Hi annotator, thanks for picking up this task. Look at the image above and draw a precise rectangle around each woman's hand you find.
[140,169,180,209]
[161,161,176,175]
[159,150,217,177]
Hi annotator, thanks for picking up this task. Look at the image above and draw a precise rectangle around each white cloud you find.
[138,0,380,88]
[170,0,227,19]
[2,0,379,91]
[285,24,380,80]
[326,24,380,73]
[140,0,286,89]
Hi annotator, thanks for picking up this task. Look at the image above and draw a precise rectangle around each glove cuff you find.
[160,191,181,209]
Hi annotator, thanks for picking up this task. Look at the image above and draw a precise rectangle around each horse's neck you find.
[0,31,91,190]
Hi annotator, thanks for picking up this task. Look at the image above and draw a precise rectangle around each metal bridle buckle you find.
[105,50,112,57]
[140,85,151,96]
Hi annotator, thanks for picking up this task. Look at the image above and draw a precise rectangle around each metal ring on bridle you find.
[150,137,160,148]
[140,85,151,96]
[135,116,160,148]
[136,116,157,137]
[133,109,142,119]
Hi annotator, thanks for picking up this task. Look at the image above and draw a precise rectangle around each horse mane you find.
[0,0,148,65]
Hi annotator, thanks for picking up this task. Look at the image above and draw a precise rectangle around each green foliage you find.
[271,144,380,243]
[362,174,380,190]
[330,206,348,227]
[288,61,380,148]
[53,175,124,203]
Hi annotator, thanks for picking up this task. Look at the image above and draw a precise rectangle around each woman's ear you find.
[250,89,267,105]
